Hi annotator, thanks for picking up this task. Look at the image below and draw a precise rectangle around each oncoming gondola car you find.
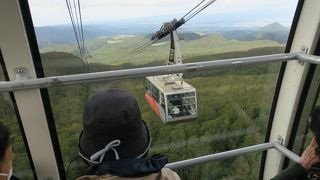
[144,75,197,124]
[143,24,198,124]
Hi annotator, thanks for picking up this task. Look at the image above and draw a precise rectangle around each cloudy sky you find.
[28,0,299,27]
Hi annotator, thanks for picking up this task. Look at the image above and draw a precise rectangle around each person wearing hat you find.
[77,89,180,180]
[272,107,320,180]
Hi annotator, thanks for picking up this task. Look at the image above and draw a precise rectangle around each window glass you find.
[46,60,279,179]
[0,65,34,179]
[167,92,197,119]
[28,0,298,179]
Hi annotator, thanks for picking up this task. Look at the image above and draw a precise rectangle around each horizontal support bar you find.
[165,142,274,170]
[165,141,299,170]
[0,53,299,92]
[1,52,320,93]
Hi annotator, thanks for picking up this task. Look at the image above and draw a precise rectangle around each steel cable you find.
[180,0,206,20]
[184,0,217,23]
[66,0,82,54]
[114,0,217,61]
[66,0,89,72]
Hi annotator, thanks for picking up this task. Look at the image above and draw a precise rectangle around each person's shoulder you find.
[76,174,113,180]
[76,175,100,180]
[76,168,181,180]
[158,168,181,180]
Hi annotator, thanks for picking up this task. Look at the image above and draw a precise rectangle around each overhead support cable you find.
[114,39,159,62]
[128,39,159,55]
[76,0,89,72]
[121,0,218,61]
[180,0,206,20]
[66,0,82,55]
[72,0,81,46]
[78,0,86,57]
[65,0,89,72]
[184,0,217,23]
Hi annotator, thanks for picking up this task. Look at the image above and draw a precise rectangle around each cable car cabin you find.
[3,0,320,179]
[144,75,197,124]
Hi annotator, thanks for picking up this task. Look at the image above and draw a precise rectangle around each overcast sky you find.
[28,0,298,27]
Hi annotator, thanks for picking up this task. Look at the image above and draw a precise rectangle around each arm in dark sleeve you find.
[271,163,308,180]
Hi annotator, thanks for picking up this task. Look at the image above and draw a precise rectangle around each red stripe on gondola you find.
[144,92,160,115]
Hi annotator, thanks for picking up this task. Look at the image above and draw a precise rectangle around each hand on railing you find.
[298,137,320,170]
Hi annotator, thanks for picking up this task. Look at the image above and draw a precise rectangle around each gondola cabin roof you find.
[145,75,195,94]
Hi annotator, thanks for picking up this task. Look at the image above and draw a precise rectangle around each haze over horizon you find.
[29,0,298,27]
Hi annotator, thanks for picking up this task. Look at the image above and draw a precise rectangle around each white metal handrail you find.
[165,141,299,170]
[0,53,319,93]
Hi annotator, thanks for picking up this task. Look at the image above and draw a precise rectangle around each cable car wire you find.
[122,0,217,61]
[180,0,206,20]
[184,0,217,23]
[77,0,89,72]
[73,0,81,53]
[65,0,89,72]
[128,39,159,55]
[78,0,86,56]
[66,0,82,55]
[114,39,159,62]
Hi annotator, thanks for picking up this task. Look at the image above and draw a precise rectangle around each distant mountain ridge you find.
[258,22,288,32]
[35,23,159,46]
[35,22,289,47]
[222,23,289,43]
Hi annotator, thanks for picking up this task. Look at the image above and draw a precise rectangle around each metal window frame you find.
[1,0,319,179]
[285,40,320,169]
[0,50,37,179]
[263,0,320,178]
[18,0,67,178]
[0,0,61,179]
[259,0,305,176]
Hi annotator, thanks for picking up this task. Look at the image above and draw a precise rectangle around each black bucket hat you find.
[79,89,151,165]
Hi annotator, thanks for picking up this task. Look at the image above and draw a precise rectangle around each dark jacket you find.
[271,163,308,180]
